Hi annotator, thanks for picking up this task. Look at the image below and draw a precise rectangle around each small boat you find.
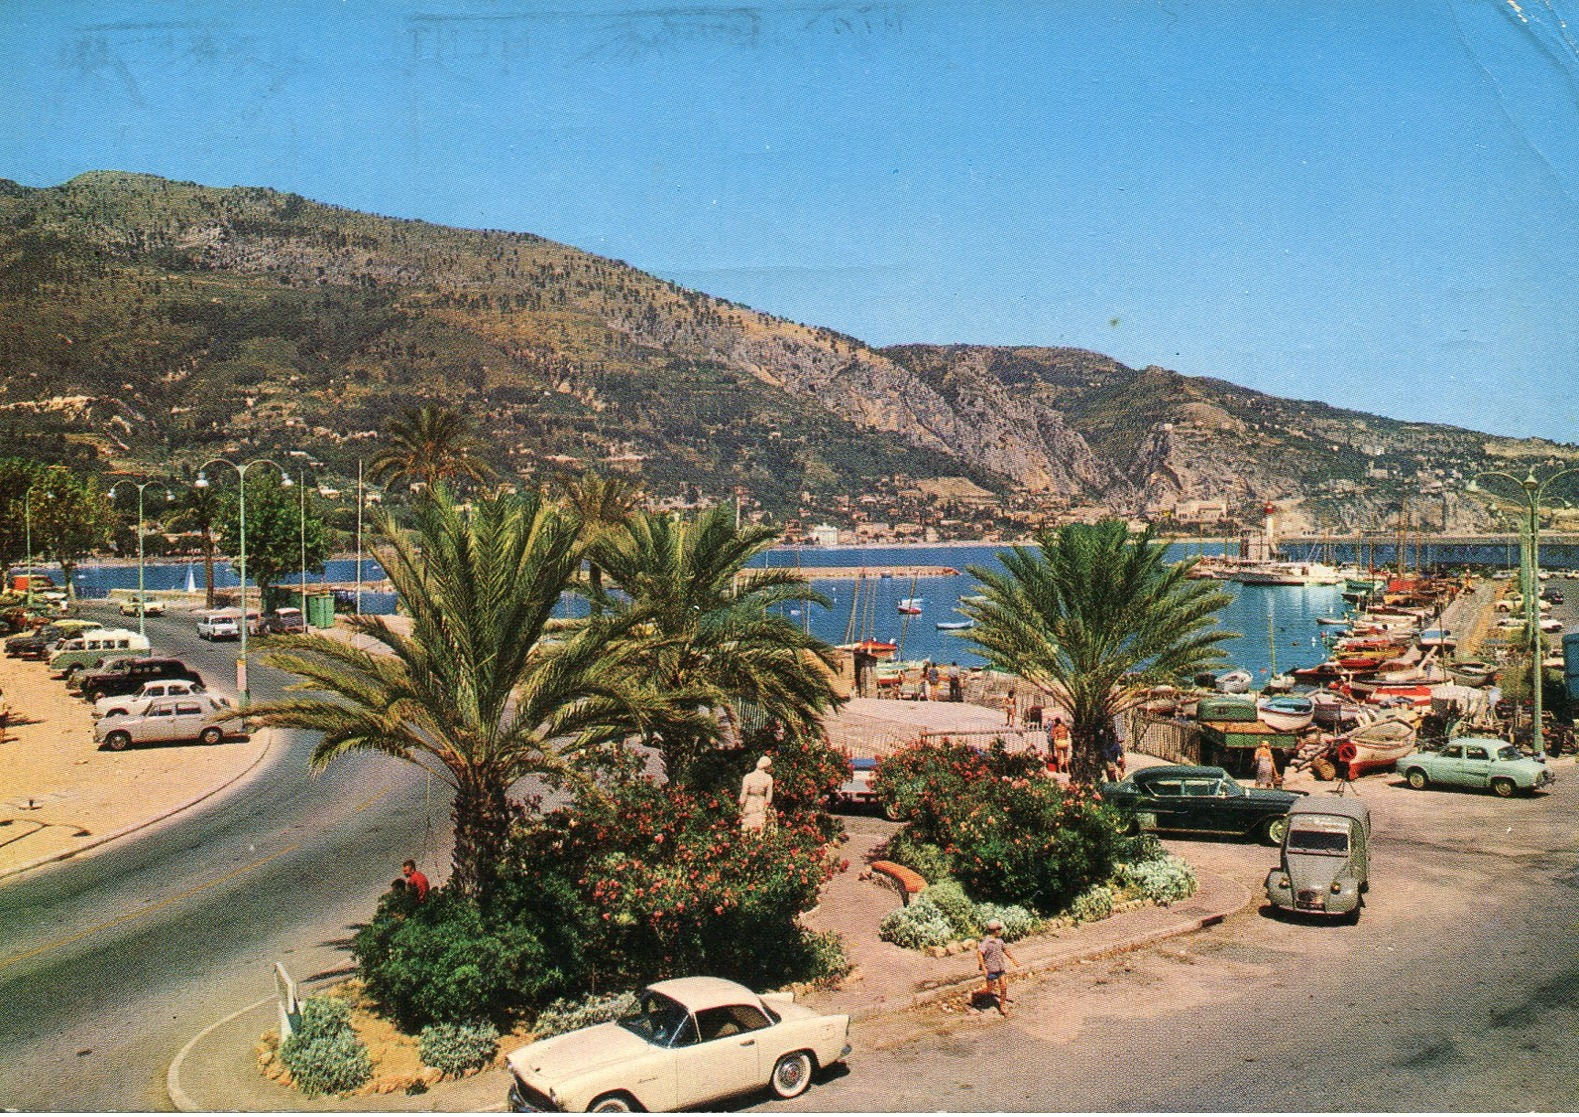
[1213,669,1253,694]
[1311,690,1371,729]
[1257,694,1315,732]
[1317,616,1351,627]
[1447,660,1497,687]
[1351,681,1434,707]
[1263,672,1296,693]
[897,598,923,615]
[1334,718,1417,777]
[935,620,973,631]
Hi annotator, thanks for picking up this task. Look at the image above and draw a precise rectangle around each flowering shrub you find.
[418,1021,499,1077]
[279,996,371,1097]
[1117,854,1198,904]
[531,991,639,1040]
[513,772,839,993]
[677,725,851,841]
[1068,884,1115,922]
[971,903,1041,941]
[877,897,955,951]
[873,739,1044,847]
[945,776,1124,915]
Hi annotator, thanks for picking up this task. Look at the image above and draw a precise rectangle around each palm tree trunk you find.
[450,770,514,901]
[1069,717,1109,786]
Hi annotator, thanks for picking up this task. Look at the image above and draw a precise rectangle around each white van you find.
[48,629,152,678]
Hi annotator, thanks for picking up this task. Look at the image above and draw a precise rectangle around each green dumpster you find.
[306,592,336,629]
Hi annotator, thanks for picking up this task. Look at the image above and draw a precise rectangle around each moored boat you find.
[1334,718,1417,777]
[897,597,923,615]
[1257,694,1315,732]
[1447,660,1497,687]
[935,620,973,631]
[839,639,898,659]
[1213,669,1254,694]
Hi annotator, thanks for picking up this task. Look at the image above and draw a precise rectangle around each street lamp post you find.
[297,469,308,621]
[1467,466,1579,758]
[23,486,36,609]
[195,458,291,709]
[108,479,173,639]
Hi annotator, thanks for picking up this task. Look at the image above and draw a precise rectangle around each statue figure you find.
[739,755,775,833]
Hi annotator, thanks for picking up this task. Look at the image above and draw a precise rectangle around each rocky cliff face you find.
[2,171,1575,527]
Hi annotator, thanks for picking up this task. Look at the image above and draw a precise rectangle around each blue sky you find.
[4,0,1578,442]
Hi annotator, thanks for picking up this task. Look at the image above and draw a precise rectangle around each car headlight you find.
[1331,881,1344,894]
[1276,875,1290,889]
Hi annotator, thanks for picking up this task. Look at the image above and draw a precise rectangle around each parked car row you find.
[195,606,305,640]
[4,609,235,751]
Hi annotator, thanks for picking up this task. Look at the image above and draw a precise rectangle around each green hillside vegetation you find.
[0,172,980,512]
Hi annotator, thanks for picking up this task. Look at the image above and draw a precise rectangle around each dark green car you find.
[1101,764,1306,844]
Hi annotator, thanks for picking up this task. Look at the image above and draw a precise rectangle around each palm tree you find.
[965,520,1236,784]
[246,487,673,900]
[598,503,841,782]
[167,484,221,608]
[555,470,644,607]
[368,405,490,492]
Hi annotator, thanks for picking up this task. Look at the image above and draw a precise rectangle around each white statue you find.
[739,755,775,833]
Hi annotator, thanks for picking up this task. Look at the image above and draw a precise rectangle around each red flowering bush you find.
[874,739,1123,914]
[683,725,852,841]
[873,738,1045,846]
[512,773,842,993]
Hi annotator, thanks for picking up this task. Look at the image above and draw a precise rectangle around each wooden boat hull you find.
[1335,719,1417,777]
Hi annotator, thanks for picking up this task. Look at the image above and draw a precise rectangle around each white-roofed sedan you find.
[506,976,851,1112]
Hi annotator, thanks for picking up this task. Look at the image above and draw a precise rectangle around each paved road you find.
[757,763,1579,1111]
[0,606,436,1111]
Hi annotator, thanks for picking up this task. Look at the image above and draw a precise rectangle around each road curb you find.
[167,996,275,1113]
[0,726,278,884]
[847,872,1254,1023]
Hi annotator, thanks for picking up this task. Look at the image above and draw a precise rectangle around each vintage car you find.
[253,607,306,636]
[1397,737,1555,797]
[1100,764,1305,845]
[195,609,242,641]
[94,693,232,751]
[48,629,151,678]
[506,976,851,1112]
[78,657,203,704]
[5,618,103,659]
[118,596,166,617]
[93,677,207,720]
[1264,796,1371,922]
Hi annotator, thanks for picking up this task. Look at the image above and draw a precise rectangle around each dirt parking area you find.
[0,653,269,878]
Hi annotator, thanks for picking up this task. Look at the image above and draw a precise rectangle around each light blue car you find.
[1397,737,1554,797]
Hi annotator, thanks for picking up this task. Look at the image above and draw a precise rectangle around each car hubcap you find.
[780,1060,804,1088]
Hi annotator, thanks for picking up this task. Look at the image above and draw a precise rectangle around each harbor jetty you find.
[754,564,962,581]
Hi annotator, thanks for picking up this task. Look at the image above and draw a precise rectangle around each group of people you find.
[914,660,965,702]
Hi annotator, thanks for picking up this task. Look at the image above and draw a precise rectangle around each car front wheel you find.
[770,1051,814,1099]
[588,1092,636,1112]
[1262,816,1289,846]
[1406,768,1429,790]
[105,731,131,751]
[199,727,223,746]
[1491,777,1517,798]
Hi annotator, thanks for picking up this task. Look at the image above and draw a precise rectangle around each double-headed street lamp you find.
[108,479,173,638]
[22,485,41,608]
[195,458,291,709]
[1467,466,1579,758]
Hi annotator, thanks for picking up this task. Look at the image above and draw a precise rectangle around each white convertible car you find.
[506,977,851,1112]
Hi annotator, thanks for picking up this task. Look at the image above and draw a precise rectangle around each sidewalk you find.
[0,651,274,881]
[167,811,1251,1112]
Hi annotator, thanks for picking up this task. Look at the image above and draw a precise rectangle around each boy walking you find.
[977,918,1018,1016]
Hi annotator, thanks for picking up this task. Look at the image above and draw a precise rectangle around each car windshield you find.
[618,991,691,1047]
[1497,746,1522,762]
[1285,827,1349,855]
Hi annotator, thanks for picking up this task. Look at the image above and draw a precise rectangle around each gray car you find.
[1264,796,1371,922]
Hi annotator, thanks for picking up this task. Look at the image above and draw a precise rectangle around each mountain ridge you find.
[2,171,1574,532]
